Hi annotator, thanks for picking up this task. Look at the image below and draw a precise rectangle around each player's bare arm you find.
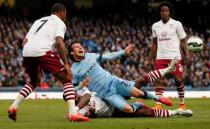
[55,36,71,79]
[77,93,91,110]
[146,37,157,66]
[75,77,91,109]
[100,43,135,61]
[22,38,28,47]
[180,37,190,65]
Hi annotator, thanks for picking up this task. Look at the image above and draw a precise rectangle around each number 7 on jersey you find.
[34,19,48,34]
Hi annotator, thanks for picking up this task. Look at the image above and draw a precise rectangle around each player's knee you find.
[55,71,72,84]
[132,90,144,98]
[175,78,184,85]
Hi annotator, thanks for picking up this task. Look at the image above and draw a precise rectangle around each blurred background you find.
[0,0,209,91]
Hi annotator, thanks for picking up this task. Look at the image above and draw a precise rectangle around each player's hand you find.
[64,63,72,80]
[125,44,135,55]
[81,77,91,88]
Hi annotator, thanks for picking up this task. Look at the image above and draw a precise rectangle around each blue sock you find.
[142,91,159,101]
[130,102,143,112]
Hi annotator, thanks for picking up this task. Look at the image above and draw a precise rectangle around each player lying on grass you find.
[67,41,179,114]
[64,86,193,118]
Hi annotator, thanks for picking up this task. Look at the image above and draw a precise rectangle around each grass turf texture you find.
[0,98,210,129]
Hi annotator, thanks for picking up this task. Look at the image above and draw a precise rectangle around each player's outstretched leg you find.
[144,56,179,83]
[8,83,34,121]
[151,56,178,109]
[134,56,179,89]
[145,108,192,117]
[133,101,192,117]
[131,88,173,106]
[133,101,171,117]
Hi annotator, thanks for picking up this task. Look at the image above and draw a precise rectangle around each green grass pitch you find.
[0,98,210,129]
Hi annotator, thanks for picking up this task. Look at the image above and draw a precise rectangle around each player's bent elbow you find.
[83,94,91,104]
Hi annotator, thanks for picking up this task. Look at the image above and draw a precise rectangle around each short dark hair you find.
[68,41,82,61]
[158,1,174,16]
[51,3,66,14]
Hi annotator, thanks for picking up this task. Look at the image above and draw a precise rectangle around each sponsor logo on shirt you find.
[159,31,171,41]
[82,63,97,78]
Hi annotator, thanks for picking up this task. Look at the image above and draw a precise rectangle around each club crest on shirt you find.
[161,31,167,37]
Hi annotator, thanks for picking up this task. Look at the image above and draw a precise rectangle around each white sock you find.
[159,68,169,77]
[67,100,77,115]
[10,94,25,109]
[75,106,79,113]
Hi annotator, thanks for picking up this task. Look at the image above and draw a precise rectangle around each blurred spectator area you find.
[0,0,209,88]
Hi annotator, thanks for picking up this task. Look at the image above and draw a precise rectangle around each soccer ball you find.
[187,36,203,52]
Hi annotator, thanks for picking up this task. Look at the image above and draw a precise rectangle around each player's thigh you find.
[172,60,184,81]
[154,59,169,70]
[39,51,65,75]
[130,86,145,97]
[104,94,128,111]
[114,77,135,97]
[23,57,41,86]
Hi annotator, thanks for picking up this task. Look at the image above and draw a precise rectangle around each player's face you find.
[60,9,67,21]
[160,6,170,23]
[71,43,85,61]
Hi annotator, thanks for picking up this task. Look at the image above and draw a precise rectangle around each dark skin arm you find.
[22,38,28,47]
[55,36,68,64]
[76,77,91,109]
[77,93,91,109]
[146,37,157,66]
[55,36,71,80]
[180,37,190,65]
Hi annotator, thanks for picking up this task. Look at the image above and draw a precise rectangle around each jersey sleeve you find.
[152,24,157,38]
[87,53,100,60]
[100,50,125,61]
[176,21,186,40]
[55,21,66,39]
